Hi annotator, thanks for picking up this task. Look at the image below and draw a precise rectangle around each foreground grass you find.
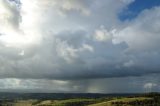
[33,96,160,106]
[1,93,160,106]
[89,97,156,106]
[35,98,100,106]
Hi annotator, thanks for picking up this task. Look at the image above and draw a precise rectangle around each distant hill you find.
[0,92,139,100]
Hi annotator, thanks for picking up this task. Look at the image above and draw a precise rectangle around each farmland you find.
[0,93,159,106]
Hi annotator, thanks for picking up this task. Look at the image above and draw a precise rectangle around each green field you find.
[0,93,160,106]
[89,97,154,106]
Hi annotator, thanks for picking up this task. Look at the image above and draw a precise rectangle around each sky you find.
[0,0,160,93]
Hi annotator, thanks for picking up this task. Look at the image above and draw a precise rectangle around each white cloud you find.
[113,7,160,52]
[143,82,158,92]
[0,0,20,33]
[60,0,91,16]
[0,0,159,79]
[94,27,112,42]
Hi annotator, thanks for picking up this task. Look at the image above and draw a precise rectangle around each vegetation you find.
[35,98,98,106]
[89,97,154,106]
[89,93,160,106]
[0,93,159,106]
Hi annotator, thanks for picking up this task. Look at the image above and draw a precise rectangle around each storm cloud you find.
[0,0,160,92]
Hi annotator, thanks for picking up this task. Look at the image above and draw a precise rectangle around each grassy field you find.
[88,97,154,106]
[33,98,100,106]
[0,93,160,106]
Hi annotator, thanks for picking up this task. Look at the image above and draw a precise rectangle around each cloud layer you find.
[0,0,160,92]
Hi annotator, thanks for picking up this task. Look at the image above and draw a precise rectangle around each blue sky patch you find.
[119,0,160,21]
